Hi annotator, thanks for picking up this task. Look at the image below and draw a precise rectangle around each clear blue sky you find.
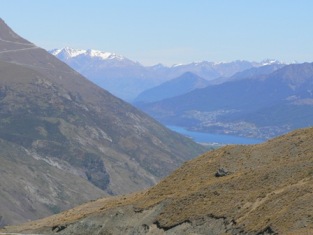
[1,0,313,65]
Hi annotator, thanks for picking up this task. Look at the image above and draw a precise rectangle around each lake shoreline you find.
[167,125,264,145]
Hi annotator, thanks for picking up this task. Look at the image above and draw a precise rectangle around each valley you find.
[135,63,313,140]
[1,1,313,234]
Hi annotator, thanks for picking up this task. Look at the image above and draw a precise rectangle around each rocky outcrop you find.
[215,167,229,177]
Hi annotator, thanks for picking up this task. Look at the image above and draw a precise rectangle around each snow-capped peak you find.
[259,59,281,66]
[50,47,125,61]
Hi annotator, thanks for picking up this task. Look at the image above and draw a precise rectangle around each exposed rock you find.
[215,167,229,177]
[52,224,67,232]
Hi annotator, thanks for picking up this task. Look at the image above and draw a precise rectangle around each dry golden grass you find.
[2,127,313,234]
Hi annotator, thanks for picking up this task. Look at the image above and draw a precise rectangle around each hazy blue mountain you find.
[210,63,286,85]
[137,63,313,139]
[134,72,210,103]
[134,63,285,105]
[51,48,279,101]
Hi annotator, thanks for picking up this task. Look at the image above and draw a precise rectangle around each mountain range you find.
[136,62,313,139]
[51,47,282,101]
[0,19,205,226]
[4,127,313,234]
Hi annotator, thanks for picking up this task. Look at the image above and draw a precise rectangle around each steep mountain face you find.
[51,48,278,101]
[4,127,313,235]
[137,63,313,139]
[0,19,205,225]
[134,72,210,103]
[0,138,105,227]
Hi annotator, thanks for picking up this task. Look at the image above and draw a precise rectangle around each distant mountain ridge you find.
[134,64,286,105]
[51,47,284,101]
[134,72,210,103]
[210,63,286,85]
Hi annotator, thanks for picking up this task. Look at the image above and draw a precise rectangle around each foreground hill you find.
[138,62,313,139]
[4,127,313,234]
[0,19,205,225]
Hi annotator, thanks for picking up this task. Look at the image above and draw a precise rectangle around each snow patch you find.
[172,63,184,68]
[260,59,281,66]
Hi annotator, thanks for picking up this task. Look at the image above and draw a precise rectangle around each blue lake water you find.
[167,125,264,145]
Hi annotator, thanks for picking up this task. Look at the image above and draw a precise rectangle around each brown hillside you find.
[3,127,313,234]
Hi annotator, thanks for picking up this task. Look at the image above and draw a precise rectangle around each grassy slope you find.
[3,127,313,234]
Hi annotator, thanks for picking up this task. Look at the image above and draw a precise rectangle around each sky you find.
[1,0,313,66]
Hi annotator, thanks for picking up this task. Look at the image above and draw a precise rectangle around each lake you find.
[167,125,264,145]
